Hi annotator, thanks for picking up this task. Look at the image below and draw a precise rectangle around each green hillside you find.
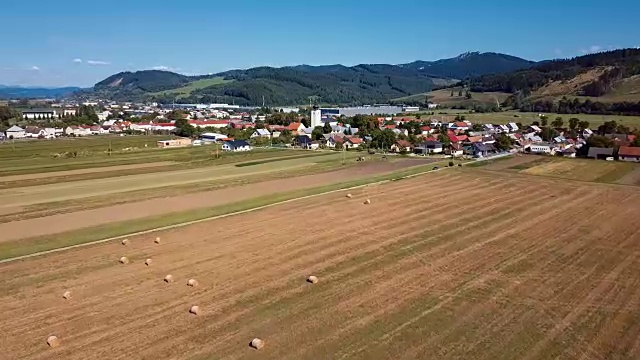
[151,77,233,98]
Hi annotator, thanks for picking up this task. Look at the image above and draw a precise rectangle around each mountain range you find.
[0,86,81,99]
[85,52,535,105]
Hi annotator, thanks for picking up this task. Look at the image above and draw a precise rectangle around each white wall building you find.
[310,107,322,128]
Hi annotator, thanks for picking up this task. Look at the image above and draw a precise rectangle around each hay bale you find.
[346,193,352,198]
[307,275,319,284]
[364,199,371,205]
[119,256,129,264]
[62,290,71,300]
[154,237,161,244]
[189,305,200,315]
[164,274,174,283]
[187,278,198,287]
[145,258,152,266]
[250,338,265,350]
[47,335,60,348]
[121,239,129,246]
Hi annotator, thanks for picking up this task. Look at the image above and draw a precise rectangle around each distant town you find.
[1,99,639,162]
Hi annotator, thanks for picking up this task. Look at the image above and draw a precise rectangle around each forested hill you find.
[469,49,640,94]
[86,52,534,105]
[465,49,640,114]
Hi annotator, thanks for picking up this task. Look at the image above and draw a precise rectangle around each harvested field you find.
[615,166,640,185]
[1,170,640,359]
[0,159,432,242]
[521,158,636,182]
[477,154,542,171]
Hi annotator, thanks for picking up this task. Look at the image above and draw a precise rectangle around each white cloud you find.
[87,60,110,66]
[72,58,82,63]
[150,65,182,72]
[30,66,40,71]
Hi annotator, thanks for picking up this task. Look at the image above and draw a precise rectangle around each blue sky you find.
[1,0,639,87]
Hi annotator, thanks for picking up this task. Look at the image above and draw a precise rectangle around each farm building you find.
[618,146,640,162]
[200,132,227,143]
[157,138,192,148]
[22,108,57,120]
[222,140,252,152]
[527,142,554,155]
[587,147,614,160]
[5,125,26,139]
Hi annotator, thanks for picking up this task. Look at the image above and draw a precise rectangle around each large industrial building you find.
[320,105,404,117]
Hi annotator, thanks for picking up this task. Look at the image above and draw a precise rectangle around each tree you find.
[322,121,332,134]
[494,133,513,151]
[551,117,564,128]
[174,118,196,137]
[568,117,579,130]
[458,90,463,97]
[372,129,397,150]
[438,133,451,147]
[586,135,613,148]
[578,120,590,130]
[465,91,472,99]
[450,90,454,97]
[301,118,310,128]
[540,116,548,127]
[311,126,324,141]
[597,121,617,135]
[540,127,559,141]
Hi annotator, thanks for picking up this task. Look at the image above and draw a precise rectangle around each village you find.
[2,103,640,162]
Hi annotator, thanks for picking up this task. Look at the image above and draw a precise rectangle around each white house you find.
[251,129,271,138]
[507,122,519,132]
[582,128,594,138]
[5,125,26,139]
[222,140,252,152]
[65,126,91,137]
[528,142,555,155]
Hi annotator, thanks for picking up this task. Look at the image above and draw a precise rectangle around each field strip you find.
[0,161,177,182]
[0,163,454,264]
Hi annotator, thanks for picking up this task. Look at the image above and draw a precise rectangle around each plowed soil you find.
[1,169,640,359]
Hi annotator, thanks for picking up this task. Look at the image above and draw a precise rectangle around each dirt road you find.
[1,170,639,359]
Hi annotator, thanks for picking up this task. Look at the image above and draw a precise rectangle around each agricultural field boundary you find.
[0,161,457,264]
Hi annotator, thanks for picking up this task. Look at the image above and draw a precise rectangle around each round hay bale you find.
[346,193,352,198]
[364,199,371,205]
[164,274,174,283]
[121,239,129,246]
[62,290,71,300]
[189,305,200,315]
[307,275,319,284]
[187,278,198,287]
[154,237,161,244]
[47,335,60,348]
[250,338,265,350]
[119,256,129,264]
[145,258,152,266]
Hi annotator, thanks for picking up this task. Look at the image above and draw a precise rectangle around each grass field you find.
[151,77,233,97]
[1,169,640,359]
[0,135,310,176]
[429,110,640,129]
[394,88,511,108]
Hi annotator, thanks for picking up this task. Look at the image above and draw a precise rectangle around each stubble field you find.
[1,169,640,359]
